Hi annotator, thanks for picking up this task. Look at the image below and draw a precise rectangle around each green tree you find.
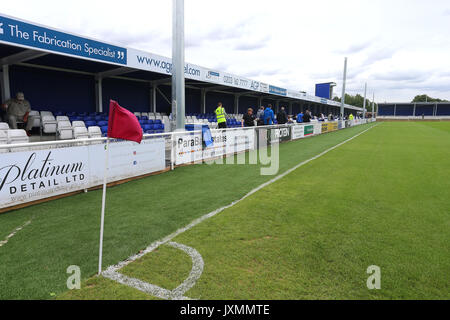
[411,95,449,103]
[334,94,377,112]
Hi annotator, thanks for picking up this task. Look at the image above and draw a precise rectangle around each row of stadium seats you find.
[0,122,30,147]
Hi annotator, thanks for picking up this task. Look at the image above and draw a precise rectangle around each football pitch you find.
[0,121,449,300]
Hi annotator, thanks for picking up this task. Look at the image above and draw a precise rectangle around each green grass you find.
[0,123,375,299]
[53,121,449,300]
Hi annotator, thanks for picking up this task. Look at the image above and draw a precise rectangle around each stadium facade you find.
[0,13,362,117]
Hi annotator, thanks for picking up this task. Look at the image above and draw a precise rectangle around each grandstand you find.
[378,102,450,120]
[0,13,364,145]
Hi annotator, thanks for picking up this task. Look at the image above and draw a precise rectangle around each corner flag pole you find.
[98,137,110,275]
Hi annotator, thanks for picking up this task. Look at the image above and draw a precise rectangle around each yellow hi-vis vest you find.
[349,114,354,120]
[215,107,226,123]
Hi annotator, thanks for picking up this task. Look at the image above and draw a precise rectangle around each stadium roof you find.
[0,13,362,111]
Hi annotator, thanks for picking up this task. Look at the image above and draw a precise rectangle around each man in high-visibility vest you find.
[349,113,354,121]
[215,102,227,129]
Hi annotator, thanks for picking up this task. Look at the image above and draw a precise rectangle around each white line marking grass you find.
[0,220,32,248]
[103,242,204,300]
[103,124,378,299]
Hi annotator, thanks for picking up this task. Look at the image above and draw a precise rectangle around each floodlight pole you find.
[372,93,375,119]
[172,0,185,131]
[340,57,348,119]
[362,83,367,119]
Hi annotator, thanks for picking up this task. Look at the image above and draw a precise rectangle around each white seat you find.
[56,116,70,122]
[0,122,9,133]
[134,112,141,117]
[58,121,73,140]
[29,111,41,128]
[40,111,53,117]
[88,126,102,138]
[7,129,29,144]
[42,115,57,134]
[74,127,90,140]
[72,121,86,129]
[141,113,149,118]
[0,130,8,149]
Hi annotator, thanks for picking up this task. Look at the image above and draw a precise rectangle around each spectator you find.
[264,104,275,125]
[215,102,227,129]
[303,110,312,123]
[328,113,334,121]
[349,113,354,121]
[2,92,35,136]
[256,106,265,126]
[276,107,288,125]
[297,111,304,123]
[242,108,256,127]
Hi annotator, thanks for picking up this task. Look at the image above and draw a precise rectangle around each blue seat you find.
[85,121,97,128]
[97,121,108,127]
[154,120,162,125]
[141,116,148,120]
[148,119,154,125]
[100,126,108,134]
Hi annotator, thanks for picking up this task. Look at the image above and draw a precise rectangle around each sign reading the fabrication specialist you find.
[0,146,90,209]
[0,14,127,65]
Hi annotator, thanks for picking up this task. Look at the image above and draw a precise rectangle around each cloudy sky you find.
[2,0,450,102]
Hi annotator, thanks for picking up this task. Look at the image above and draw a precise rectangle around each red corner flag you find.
[107,100,143,144]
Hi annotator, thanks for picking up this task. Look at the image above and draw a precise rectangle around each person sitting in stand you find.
[2,92,35,136]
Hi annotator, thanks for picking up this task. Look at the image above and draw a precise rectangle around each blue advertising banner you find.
[269,85,287,96]
[0,15,127,65]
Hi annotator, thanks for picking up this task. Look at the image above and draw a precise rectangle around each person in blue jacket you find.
[264,104,275,125]
[297,111,304,123]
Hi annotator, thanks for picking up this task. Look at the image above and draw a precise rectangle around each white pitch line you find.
[103,124,378,296]
[103,242,204,300]
[0,220,32,248]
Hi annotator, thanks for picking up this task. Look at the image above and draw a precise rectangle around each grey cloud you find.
[234,40,267,51]
[335,41,372,55]
[370,70,429,82]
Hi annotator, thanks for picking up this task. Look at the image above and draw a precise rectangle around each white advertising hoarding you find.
[0,139,166,209]
[292,125,306,140]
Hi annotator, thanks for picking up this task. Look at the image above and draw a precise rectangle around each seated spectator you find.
[328,113,334,121]
[276,107,288,125]
[2,92,36,136]
[297,111,304,123]
[242,108,256,127]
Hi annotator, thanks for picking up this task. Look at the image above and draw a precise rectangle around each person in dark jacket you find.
[303,110,312,123]
[242,108,256,127]
[276,107,288,125]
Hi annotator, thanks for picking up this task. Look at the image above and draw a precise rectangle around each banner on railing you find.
[175,129,255,165]
[0,138,166,209]
[292,125,305,140]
